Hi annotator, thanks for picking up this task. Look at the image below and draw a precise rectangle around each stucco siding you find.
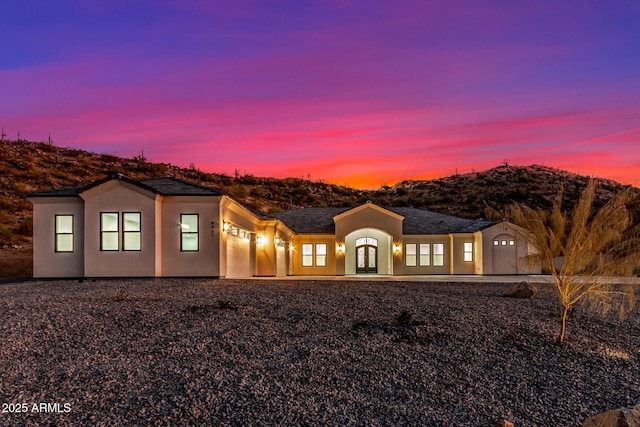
[81,180,158,277]
[290,235,337,276]
[160,196,221,277]
[481,223,541,274]
[29,197,84,278]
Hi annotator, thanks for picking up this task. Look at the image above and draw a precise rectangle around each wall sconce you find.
[256,235,265,246]
[337,243,345,253]
[222,221,229,232]
[275,236,281,245]
[393,243,402,253]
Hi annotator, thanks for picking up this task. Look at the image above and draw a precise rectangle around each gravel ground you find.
[0,279,638,426]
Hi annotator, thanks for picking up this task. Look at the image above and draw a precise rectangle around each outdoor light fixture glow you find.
[256,235,265,246]
[337,243,345,253]
[222,222,229,232]
[393,244,401,253]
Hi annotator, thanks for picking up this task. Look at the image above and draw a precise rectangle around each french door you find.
[356,242,378,274]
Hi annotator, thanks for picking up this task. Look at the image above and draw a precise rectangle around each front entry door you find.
[356,244,378,274]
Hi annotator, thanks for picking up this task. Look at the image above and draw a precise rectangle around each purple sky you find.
[2,0,639,188]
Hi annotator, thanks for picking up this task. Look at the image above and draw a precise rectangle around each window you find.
[231,226,239,236]
[123,213,141,251]
[493,240,499,246]
[419,243,430,266]
[302,243,313,266]
[101,212,119,251]
[55,215,74,252]
[181,214,199,252]
[405,243,417,266]
[316,243,327,267]
[509,240,515,246]
[463,242,473,262]
[433,243,444,266]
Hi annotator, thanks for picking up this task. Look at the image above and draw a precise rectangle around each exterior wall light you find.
[393,243,402,253]
[222,221,229,232]
[337,243,345,253]
[256,235,265,246]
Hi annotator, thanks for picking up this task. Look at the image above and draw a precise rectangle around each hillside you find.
[1,138,639,252]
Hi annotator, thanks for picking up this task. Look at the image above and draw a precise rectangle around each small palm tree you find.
[501,180,639,343]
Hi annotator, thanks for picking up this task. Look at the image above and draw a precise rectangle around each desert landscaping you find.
[0,278,638,426]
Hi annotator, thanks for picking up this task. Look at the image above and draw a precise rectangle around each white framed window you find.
[433,243,444,266]
[302,243,313,266]
[55,215,74,252]
[419,243,430,266]
[463,242,473,262]
[101,212,119,251]
[123,212,141,251]
[405,243,417,267]
[493,240,499,246]
[316,243,327,267]
[181,214,199,252]
[509,240,515,246]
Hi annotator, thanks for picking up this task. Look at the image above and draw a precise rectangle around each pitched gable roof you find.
[26,174,223,198]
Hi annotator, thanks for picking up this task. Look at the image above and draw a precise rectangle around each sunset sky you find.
[2,1,639,189]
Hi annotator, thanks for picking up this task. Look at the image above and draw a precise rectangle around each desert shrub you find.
[0,224,13,244]
[15,217,32,236]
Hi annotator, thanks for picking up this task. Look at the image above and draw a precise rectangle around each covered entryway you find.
[345,228,392,275]
[356,237,378,273]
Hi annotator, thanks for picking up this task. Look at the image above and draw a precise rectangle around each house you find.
[27,174,541,278]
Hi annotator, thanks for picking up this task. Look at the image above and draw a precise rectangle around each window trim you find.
[315,243,327,267]
[122,212,142,252]
[301,243,314,267]
[405,243,417,267]
[180,213,199,252]
[54,214,74,253]
[433,243,445,267]
[463,242,473,262]
[100,212,120,251]
[419,243,430,266]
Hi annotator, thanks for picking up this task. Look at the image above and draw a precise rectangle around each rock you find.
[503,281,536,298]
[496,420,514,427]
[582,405,640,427]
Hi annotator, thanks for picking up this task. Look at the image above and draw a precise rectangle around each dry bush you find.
[502,180,639,343]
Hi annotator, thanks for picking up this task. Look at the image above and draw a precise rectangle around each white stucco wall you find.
[81,180,159,277]
[28,197,84,278]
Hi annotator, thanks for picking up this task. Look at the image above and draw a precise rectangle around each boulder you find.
[503,281,537,298]
[582,405,640,427]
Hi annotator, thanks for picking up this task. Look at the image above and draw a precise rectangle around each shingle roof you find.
[270,207,350,234]
[25,187,84,197]
[26,174,223,198]
[388,207,494,234]
[137,177,223,196]
[270,206,495,235]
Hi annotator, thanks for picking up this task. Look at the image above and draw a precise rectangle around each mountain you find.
[1,139,638,253]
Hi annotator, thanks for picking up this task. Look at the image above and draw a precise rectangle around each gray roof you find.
[137,177,223,196]
[26,174,222,198]
[270,208,350,234]
[270,206,494,235]
[25,187,84,197]
[388,207,494,234]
